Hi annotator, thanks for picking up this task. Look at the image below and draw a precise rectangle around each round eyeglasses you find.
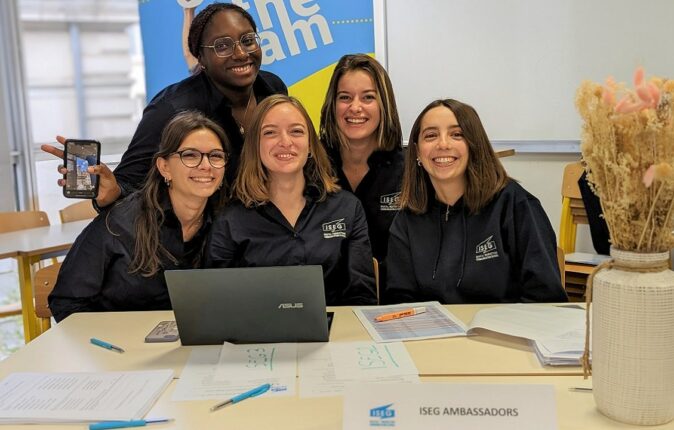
[201,33,261,58]
[169,149,227,168]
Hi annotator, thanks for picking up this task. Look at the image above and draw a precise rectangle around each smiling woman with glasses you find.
[42,3,287,211]
[48,111,232,322]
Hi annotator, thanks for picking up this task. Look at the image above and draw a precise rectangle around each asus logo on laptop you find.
[278,303,304,309]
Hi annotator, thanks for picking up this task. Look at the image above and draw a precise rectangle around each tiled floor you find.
[0,264,25,360]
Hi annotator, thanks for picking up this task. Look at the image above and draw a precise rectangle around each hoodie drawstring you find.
[432,203,467,288]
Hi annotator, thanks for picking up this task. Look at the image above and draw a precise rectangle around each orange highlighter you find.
[375,306,427,322]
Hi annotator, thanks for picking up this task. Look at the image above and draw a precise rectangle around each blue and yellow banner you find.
[138,0,374,125]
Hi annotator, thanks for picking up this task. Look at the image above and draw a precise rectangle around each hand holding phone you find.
[63,139,101,199]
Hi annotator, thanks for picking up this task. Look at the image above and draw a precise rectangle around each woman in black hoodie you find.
[385,99,567,304]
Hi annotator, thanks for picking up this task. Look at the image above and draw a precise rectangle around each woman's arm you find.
[383,212,419,304]
[48,219,113,322]
[204,213,238,268]
[513,198,568,302]
[342,201,377,305]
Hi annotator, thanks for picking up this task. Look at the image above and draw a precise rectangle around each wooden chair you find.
[33,262,61,337]
[59,201,97,223]
[0,211,51,318]
[373,257,380,305]
[559,162,594,301]
[559,161,588,255]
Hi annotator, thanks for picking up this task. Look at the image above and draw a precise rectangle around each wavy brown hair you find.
[400,99,510,214]
[319,54,402,152]
[234,95,339,206]
[127,110,231,276]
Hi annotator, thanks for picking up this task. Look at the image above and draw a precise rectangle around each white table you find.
[0,219,91,342]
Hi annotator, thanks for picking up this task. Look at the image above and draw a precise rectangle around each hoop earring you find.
[416,158,422,166]
[307,152,313,159]
[164,177,172,187]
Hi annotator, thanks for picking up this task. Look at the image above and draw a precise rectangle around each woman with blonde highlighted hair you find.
[385,99,567,305]
[207,95,377,305]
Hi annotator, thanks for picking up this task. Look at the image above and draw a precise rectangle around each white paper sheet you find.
[297,343,419,398]
[353,301,468,342]
[215,342,297,382]
[0,369,173,424]
[467,304,586,340]
[172,347,294,401]
[328,341,418,380]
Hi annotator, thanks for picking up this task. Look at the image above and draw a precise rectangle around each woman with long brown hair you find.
[207,95,377,306]
[319,54,404,290]
[49,111,230,322]
[385,99,567,304]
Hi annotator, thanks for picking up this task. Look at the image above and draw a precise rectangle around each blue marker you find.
[90,338,125,353]
[210,383,271,412]
[89,418,173,430]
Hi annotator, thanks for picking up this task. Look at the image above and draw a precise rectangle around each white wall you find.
[500,153,594,253]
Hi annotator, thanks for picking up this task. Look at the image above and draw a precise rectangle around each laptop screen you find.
[165,265,329,345]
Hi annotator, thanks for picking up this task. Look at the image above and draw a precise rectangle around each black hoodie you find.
[385,180,567,304]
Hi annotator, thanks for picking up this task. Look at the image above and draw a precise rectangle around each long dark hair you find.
[128,110,231,276]
[400,99,509,214]
[319,54,402,152]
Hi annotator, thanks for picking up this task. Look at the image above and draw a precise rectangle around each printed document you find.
[353,301,467,342]
[0,369,173,424]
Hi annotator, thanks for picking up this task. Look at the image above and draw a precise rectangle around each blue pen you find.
[89,418,172,430]
[210,383,271,412]
[90,337,125,353]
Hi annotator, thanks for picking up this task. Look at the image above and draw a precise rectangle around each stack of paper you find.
[533,334,589,366]
[468,304,590,366]
[0,369,173,424]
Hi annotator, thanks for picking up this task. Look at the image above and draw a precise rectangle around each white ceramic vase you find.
[592,248,674,425]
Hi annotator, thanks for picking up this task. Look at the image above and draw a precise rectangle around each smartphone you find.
[63,139,101,199]
[144,321,179,343]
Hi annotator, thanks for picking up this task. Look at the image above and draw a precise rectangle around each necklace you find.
[237,90,254,136]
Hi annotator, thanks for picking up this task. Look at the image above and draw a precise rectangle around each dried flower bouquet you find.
[576,68,674,252]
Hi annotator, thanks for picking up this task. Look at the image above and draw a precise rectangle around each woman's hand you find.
[41,135,122,207]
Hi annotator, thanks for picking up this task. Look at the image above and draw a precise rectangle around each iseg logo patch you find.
[369,403,396,427]
[322,218,347,239]
[475,235,499,261]
[379,192,401,211]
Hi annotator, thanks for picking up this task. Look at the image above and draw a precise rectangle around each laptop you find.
[165,265,329,345]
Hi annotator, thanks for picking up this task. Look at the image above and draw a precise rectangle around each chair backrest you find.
[33,262,61,335]
[0,211,50,233]
[559,162,589,254]
[373,257,380,305]
[59,201,97,223]
[557,246,565,286]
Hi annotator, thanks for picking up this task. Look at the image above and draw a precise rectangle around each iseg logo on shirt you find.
[322,218,347,239]
[475,235,499,261]
[379,192,401,211]
[369,403,396,427]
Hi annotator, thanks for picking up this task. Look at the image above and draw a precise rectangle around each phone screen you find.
[64,139,101,199]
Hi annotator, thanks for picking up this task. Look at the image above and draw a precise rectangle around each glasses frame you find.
[200,33,261,58]
[168,149,227,169]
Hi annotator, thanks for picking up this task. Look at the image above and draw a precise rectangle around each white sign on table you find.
[343,383,557,430]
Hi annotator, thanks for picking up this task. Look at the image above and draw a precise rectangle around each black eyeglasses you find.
[169,149,227,168]
[201,33,261,58]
